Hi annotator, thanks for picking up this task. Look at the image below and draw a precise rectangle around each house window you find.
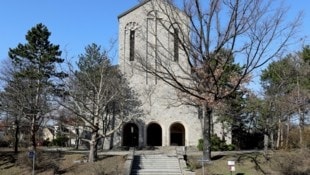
[129,30,135,61]
[173,28,179,62]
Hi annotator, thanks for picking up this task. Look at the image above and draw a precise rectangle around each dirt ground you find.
[0,149,126,175]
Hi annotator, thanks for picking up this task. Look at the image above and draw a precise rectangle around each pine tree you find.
[8,23,65,150]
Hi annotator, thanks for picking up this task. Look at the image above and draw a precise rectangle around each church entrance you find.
[122,123,139,147]
[170,123,185,146]
[147,123,162,146]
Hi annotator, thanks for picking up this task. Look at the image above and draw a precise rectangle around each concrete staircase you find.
[130,154,182,175]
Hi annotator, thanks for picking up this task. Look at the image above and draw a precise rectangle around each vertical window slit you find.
[129,30,135,61]
[173,28,179,62]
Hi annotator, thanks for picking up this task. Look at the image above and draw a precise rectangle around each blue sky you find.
[0,0,309,67]
[0,0,139,64]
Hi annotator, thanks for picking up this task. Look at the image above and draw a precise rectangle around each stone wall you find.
[118,0,231,147]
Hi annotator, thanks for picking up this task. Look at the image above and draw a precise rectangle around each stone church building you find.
[115,0,231,148]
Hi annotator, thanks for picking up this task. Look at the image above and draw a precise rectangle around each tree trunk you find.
[202,106,212,161]
[285,116,290,149]
[88,131,97,163]
[95,138,99,158]
[90,93,99,160]
[75,128,79,150]
[264,117,269,154]
[14,120,19,154]
[270,131,274,150]
[280,124,283,148]
[31,116,36,150]
[109,107,116,150]
[263,132,269,155]
[276,119,282,149]
[298,108,304,148]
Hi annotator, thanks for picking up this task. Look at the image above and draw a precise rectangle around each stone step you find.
[133,160,179,163]
[131,173,181,175]
[132,168,181,172]
[131,154,182,175]
[132,162,179,166]
[134,157,178,160]
[136,159,178,161]
[137,157,178,159]
[131,169,182,175]
[132,165,180,169]
[137,157,177,159]
[132,163,179,166]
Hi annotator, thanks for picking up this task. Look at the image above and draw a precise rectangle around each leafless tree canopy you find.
[58,44,142,162]
[136,0,301,106]
[133,0,301,160]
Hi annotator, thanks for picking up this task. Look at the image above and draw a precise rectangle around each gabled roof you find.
[118,0,187,21]
[118,0,151,19]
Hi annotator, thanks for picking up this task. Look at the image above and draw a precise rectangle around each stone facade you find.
[117,0,231,147]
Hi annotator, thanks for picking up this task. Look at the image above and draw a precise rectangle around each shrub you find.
[0,140,10,147]
[223,144,236,151]
[187,159,197,171]
[197,135,236,151]
[52,135,69,147]
[42,139,51,146]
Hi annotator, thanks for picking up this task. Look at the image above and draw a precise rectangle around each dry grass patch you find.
[0,150,126,175]
[186,152,277,175]
[65,155,126,175]
[186,149,310,175]
[271,149,310,175]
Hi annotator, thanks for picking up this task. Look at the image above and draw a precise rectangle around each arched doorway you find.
[147,123,162,146]
[122,123,139,147]
[170,123,185,146]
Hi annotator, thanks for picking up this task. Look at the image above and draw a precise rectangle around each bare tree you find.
[58,44,142,162]
[133,0,301,160]
[0,60,24,153]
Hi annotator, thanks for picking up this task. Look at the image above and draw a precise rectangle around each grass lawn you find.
[0,148,126,175]
[186,149,310,175]
[1,148,309,175]
[186,152,273,175]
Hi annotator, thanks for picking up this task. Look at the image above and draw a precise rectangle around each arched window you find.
[170,122,185,146]
[129,30,135,61]
[122,123,139,147]
[147,123,162,146]
[125,22,140,61]
[173,27,179,62]
[169,24,180,62]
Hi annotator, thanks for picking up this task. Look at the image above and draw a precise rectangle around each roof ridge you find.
[118,0,152,19]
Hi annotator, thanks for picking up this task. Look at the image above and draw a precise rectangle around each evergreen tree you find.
[302,45,310,64]
[260,48,310,148]
[8,23,65,150]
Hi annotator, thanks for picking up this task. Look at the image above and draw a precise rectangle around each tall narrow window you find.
[129,30,135,61]
[173,28,179,62]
